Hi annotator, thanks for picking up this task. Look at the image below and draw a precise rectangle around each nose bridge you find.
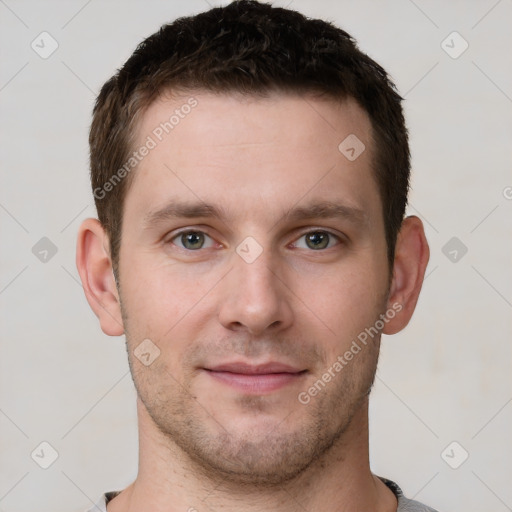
[237,248,277,294]
[217,240,293,334]
[234,242,281,306]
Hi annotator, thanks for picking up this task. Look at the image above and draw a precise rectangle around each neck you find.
[108,397,397,512]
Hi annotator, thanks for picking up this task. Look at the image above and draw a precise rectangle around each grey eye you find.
[304,231,331,250]
[173,231,214,250]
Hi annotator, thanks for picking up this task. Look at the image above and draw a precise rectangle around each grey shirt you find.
[86,477,439,511]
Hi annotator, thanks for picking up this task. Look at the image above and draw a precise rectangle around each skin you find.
[77,91,429,512]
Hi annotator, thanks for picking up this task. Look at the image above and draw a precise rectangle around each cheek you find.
[119,254,220,347]
[292,264,388,352]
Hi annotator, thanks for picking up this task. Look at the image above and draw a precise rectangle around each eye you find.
[293,230,340,250]
[171,230,215,250]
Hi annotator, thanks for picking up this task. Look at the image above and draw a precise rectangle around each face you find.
[117,91,391,484]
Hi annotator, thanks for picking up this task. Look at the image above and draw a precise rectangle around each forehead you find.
[136,90,372,154]
[124,90,379,226]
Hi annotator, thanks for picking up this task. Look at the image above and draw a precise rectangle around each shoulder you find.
[84,491,120,512]
[379,477,440,512]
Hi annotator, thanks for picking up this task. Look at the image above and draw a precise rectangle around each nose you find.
[217,245,294,336]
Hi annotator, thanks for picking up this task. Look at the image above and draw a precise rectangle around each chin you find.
[161,404,351,488]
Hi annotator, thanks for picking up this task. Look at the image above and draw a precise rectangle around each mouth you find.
[202,362,308,394]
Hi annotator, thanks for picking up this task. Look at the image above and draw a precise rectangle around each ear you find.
[383,215,429,335]
[76,218,124,336]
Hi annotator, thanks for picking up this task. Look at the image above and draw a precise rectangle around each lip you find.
[207,362,304,374]
[203,362,307,394]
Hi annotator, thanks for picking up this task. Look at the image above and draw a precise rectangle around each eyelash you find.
[291,231,341,250]
[167,229,343,251]
[170,230,218,250]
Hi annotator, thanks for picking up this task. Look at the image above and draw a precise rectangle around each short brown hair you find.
[89,0,410,276]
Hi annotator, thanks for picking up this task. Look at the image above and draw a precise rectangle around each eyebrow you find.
[142,200,368,230]
[143,201,225,228]
[282,202,368,226]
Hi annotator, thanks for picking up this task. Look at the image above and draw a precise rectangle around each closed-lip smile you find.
[203,361,307,393]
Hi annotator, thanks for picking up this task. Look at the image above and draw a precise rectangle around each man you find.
[76,1,435,510]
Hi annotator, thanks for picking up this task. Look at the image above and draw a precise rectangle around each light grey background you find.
[1,1,511,511]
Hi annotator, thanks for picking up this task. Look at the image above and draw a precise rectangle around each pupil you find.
[307,232,328,250]
[183,232,204,249]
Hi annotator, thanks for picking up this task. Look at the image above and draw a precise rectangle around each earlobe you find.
[383,216,430,335]
[76,218,124,336]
